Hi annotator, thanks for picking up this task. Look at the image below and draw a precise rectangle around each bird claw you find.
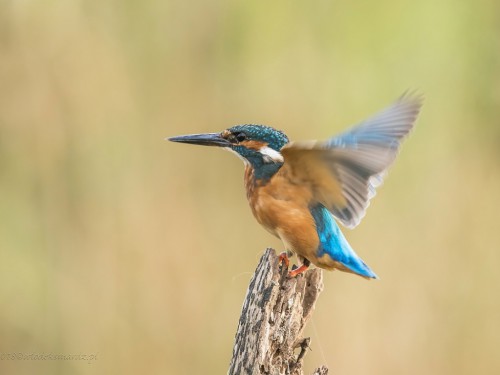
[288,264,309,278]
[278,252,290,269]
[279,251,309,277]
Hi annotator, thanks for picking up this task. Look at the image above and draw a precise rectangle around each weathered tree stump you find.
[228,248,328,375]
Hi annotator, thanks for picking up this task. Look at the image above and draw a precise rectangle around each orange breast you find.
[245,165,320,261]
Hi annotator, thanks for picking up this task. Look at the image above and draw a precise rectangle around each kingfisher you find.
[168,94,422,279]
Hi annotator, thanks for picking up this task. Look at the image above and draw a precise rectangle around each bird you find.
[168,94,422,279]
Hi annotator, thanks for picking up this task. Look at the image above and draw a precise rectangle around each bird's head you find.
[169,125,289,171]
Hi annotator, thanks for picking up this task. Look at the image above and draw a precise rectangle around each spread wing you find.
[281,94,423,228]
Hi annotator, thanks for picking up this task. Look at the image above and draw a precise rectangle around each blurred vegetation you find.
[0,1,499,374]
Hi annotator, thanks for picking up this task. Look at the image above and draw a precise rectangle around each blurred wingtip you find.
[394,89,425,124]
[398,89,425,106]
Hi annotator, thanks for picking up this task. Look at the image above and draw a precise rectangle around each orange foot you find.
[288,264,309,277]
[278,252,290,268]
[288,258,311,277]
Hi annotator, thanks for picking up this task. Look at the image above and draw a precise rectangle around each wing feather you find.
[281,94,423,228]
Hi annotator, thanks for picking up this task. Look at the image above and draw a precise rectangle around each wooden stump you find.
[228,248,328,375]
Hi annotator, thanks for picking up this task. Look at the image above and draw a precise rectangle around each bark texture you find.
[228,248,328,375]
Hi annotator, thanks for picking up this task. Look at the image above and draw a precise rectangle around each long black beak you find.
[167,132,231,147]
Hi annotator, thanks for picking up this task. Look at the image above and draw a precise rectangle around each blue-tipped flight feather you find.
[282,94,423,228]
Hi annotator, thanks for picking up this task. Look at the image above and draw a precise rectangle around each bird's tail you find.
[311,204,379,280]
[339,255,379,280]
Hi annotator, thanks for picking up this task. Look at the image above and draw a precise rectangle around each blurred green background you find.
[1,1,499,374]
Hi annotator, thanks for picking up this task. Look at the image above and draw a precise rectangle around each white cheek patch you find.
[259,146,284,163]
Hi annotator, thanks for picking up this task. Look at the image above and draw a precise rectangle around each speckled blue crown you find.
[228,124,289,151]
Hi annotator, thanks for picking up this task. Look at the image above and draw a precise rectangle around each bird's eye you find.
[235,133,246,142]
